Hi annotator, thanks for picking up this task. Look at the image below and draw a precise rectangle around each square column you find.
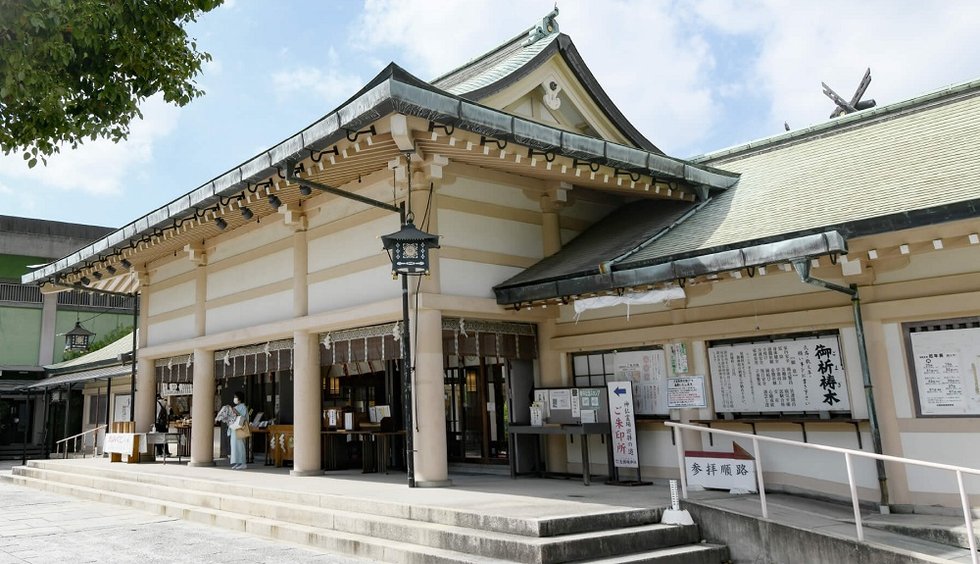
[412,308,450,487]
[190,348,216,466]
[291,331,322,476]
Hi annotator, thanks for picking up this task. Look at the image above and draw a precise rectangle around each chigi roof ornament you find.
[522,6,559,47]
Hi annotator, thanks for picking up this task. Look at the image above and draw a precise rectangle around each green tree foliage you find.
[62,324,133,360]
[0,0,222,167]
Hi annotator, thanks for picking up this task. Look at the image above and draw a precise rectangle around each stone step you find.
[12,466,701,563]
[8,473,497,564]
[22,460,661,537]
[576,543,730,564]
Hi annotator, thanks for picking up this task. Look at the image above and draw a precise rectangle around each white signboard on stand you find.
[685,446,757,492]
[606,381,639,468]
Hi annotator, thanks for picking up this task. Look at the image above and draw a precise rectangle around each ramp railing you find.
[665,421,979,563]
[55,425,107,459]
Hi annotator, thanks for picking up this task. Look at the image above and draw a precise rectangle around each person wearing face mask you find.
[228,391,249,470]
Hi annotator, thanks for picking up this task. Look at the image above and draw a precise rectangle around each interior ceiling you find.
[56,118,695,296]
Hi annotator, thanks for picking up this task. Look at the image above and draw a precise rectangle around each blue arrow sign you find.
[614,387,627,397]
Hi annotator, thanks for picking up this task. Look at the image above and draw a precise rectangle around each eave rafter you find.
[42,112,705,294]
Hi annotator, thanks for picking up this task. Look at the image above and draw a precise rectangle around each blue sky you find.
[2,0,979,228]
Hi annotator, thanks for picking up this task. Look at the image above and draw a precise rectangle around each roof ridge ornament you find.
[522,6,559,47]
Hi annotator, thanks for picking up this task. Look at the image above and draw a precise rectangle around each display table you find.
[508,424,610,485]
[143,432,184,464]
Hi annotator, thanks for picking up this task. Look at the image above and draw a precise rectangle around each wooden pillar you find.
[189,348,216,466]
[291,331,321,475]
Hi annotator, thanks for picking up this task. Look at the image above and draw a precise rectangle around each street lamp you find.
[381,207,439,488]
[64,321,95,352]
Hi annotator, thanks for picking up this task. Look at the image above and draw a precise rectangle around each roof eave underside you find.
[23,65,738,286]
[494,193,980,305]
[494,231,848,305]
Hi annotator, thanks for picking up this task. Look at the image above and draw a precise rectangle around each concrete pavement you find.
[0,473,372,564]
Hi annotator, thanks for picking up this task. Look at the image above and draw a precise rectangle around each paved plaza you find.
[0,468,371,564]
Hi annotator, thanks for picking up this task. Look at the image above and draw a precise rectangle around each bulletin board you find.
[533,387,609,424]
[611,349,669,416]
[708,334,851,414]
[904,320,980,417]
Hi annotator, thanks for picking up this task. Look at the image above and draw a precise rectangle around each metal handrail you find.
[665,421,979,564]
[55,425,107,459]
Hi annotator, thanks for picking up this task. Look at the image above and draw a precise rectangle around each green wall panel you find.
[0,306,43,365]
[52,311,133,364]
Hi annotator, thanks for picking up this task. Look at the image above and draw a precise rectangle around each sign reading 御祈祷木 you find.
[707,335,851,413]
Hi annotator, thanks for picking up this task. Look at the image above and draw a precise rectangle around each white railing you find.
[665,421,979,564]
[55,425,107,459]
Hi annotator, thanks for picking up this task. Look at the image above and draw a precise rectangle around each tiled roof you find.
[626,81,980,266]
[432,32,559,96]
[45,331,135,371]
[497,199,697,289]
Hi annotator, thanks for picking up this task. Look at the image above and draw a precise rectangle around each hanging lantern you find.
[381,216,440,277]
[64,321,95,352]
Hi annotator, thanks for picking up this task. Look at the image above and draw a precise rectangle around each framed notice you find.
[613,348,668,416]
[708,334,851,413]
[667,376,707,409]
[905,321,980,416]
[113,394,132,423]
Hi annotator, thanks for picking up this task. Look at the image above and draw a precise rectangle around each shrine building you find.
[22,9,980,512]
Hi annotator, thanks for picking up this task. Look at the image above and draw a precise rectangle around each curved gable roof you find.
[432,30,662,154]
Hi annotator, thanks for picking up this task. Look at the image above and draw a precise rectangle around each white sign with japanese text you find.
[908,327,980,416]
[685,452,757,492]
[667,376,708,409]
[708,336,851,413]
[606,381,639,468]
[614,349,668,415]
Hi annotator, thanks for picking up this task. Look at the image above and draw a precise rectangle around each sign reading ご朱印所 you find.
[606,381,638,468]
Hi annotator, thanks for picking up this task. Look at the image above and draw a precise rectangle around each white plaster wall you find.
[206,290,293,335]
[207,248,293,300]
[901,433,980,494]
[152,257,196,283]
[439,174,540,212]
[148,280,195,317]
[838,327,868,419]
[307,178,398,229]
[439,259,525,299]
[308,264,400,314]
[874,245,980,285]
[438,210,542,258]
[148,314,196,346]
[208,221,294,264]
[560,196,616,222]
[307,216,398,273]
[706,431,880,490]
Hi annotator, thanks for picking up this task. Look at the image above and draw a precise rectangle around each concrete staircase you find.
[8,460,728,563]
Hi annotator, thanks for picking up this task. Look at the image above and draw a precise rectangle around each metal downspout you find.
[792,261,890,511]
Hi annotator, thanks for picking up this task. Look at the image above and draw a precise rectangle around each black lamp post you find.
[381,206,439,488]
[64,321,95,352]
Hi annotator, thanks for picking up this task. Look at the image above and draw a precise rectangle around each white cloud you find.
[355,0,720,153]
[694,0,980,140]
[272,48,363,107]
[0,94,179,196]
[354,0,980,155]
